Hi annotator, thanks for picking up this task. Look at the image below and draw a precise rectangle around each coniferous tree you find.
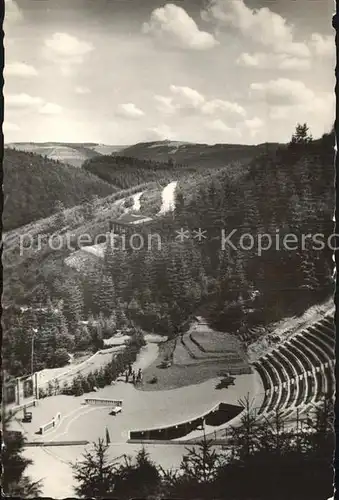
[2,411,42,497]
[72,439,117,498]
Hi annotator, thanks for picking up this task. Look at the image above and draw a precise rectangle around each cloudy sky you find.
[4,0,335,145]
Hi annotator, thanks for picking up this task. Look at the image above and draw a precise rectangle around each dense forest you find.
[79,124,334,333]
[2,124,335,378]
[3,149,117,231]
[119,139,279,166]
[83,154,197,189]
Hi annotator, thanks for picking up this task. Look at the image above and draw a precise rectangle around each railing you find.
[39,412,61,435]
[8,399,38,416]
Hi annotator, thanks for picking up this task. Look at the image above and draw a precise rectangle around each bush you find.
[52,348,70,367]
[124,197,134,208]
[62,339,144,396]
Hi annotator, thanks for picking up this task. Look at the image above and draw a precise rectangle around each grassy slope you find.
[6,142,103,168]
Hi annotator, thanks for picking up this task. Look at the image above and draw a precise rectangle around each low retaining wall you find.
[128,403,243,441]
[84,398,123,407]
[39,412,61,435]
[25,440,89,447]
[128,439,228,446]
[9,399,38,416]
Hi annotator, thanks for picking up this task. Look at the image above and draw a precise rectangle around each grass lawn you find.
[141,323,251,391]
[141,359,251,391]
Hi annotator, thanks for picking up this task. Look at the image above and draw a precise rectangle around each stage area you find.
[11,372,258,444]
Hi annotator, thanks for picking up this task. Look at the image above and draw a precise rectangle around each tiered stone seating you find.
[305,330,334,359]
[253,315,335,417]
[278,346,299,408]
[318,316,335,333]
[311,323,335,343]
[254,359,277,415]
[284,344,309,407]
[289,337,319,404]
[266,352,289,412]
[272,350,293,410]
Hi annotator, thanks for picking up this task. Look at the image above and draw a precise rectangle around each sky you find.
[3,0,336,145]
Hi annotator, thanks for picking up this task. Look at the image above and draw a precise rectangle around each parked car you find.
[22,411,32,423]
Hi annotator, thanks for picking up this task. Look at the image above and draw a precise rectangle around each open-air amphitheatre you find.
[8,304,334,455]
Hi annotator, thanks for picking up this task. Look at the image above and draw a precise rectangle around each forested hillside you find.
[3,125,334,377]
[118,140,279,166]
[83,155,197,189]
[77,125,335,336]
[3,149,118,231]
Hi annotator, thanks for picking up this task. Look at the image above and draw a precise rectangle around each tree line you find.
[72,397,333,499]
[83,154,197,190]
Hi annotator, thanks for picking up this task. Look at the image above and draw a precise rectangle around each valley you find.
[3,127,335,500]
[3,0,335,498]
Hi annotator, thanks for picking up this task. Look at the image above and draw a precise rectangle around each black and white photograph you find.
[1,0,336,498]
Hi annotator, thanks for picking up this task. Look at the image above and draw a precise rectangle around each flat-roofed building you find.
[109,213,153,234]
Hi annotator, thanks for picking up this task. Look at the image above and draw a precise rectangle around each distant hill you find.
[117,140,280,167]
[5,142,126,168]
[83,140,280,190]
[6,140,280,169]
[3,148,118,231]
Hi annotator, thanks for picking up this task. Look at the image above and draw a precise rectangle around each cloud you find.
[243,117,264,137]
[250,78,315,106]
[45,33,93,59]
[201,99,246,117]
[39,103,63,115]
[155,85,246,122]
[116,103,144,119]
[206,119,232,132]
[244,117,263,129]
[44,33,94,73]
[170,85,205,109]
[237,52,311,70]
[258,83,334,138]
[5,0,23,24]
[145,124,175,141]
[3,121,20,132]
[310,33,335,57]
[154,95,176,115]
[4,62,38,77]
[6,93,44,108]
[75,86,91,95]
[142,3,218,50]
[6,93,62,116]
[202,0,310,58]
[268,92,334,123]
